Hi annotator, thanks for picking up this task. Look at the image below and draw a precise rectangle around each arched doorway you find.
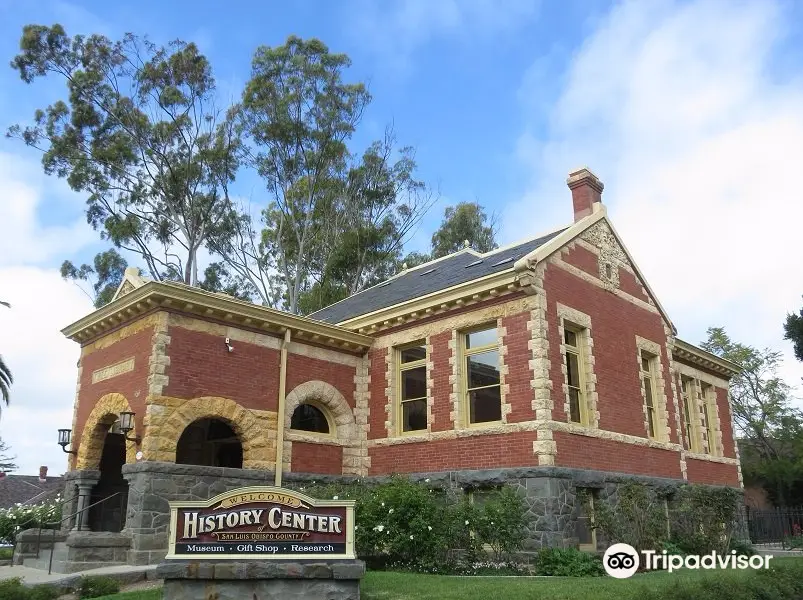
[176,418,243,468]
[88,421,128,532]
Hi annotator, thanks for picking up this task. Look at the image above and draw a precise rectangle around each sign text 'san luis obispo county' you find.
[165,486,355,560]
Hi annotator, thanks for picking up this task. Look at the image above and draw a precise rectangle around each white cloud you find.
[0,267,93,475]
[347,0,540,74]
[0,152,95,268]
[505,0,803,394]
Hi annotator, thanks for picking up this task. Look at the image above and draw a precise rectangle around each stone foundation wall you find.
[117,461,709,565]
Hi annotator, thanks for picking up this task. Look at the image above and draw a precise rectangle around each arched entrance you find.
[176,418,243,468]
[88,421,129,532]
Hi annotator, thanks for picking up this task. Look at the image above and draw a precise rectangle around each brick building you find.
[39,168,741,571]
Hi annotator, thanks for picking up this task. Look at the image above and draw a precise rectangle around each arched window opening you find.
[176,418,243,468]
[290,404,330,434]
[88,417,128,532]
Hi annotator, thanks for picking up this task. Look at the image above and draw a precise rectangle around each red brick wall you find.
[619,269,650,301]
[563,245,598,278]
[286,354,356,409]
[502,312,535,423]
[75,326,153,453]
[291,441,343,475]
[544,262,679,443]
[367,347,388,440]
[165,326,281,411]
[685,457,740,486]
[553,431,682,478]
[715,386,737,458]
[368,431,538,474]
[430,331,452,432]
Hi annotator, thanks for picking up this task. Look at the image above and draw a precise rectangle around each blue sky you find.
[1,0,802,474]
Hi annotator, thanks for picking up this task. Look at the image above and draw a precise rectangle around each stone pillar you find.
[71,472,100,532]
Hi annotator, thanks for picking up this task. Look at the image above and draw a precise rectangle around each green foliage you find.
[78,576,119,598]
[0,302,10,410]
[592,484,670,554]
[784,298,803,362]
[471,486,528,561]
[0,496,62,544]
[728,537,756,556]
[431,201,498,258]
[298,477,528,573]
[534,548,605,577]
[9,25,239,286]
[0,547,12,560]
[61,249,127,308]
[0,578,58,600]
[702,327,803,506]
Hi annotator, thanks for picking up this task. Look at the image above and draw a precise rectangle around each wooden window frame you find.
[640,350,658,439]
[396,342,428,435]
[289,401,335,438]
[700,382,719,456]
[563,324,589,426]
[680,375,701,452]
[577,489,597,552]
[461,324,502,427]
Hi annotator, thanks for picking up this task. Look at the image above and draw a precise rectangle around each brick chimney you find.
[39,466,47,482]
[567,167,604,222]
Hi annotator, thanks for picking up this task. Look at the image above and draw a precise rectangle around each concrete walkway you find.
[0,563,158,588]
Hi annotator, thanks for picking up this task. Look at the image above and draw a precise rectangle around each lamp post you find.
[118,411,141,444]
[57,429,77,455]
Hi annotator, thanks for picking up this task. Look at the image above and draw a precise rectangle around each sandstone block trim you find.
[557,303,599,428]
[425,337,435,433]
[79,313,162,357]
[91,357,135,384]
[147,312,170,397]
[76,393,137,470]
[497,319,511,423]
[143,395,275,469]
[635,335,671,443]
[353,356,371,474]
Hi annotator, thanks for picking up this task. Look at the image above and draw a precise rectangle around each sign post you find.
[157,486,364,599]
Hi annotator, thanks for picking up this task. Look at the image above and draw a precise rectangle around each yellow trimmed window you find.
[463,325,502,425]
[700,382,718,456]
[563,326,588,425]
[576,489,597,551]
[397,343,427,433]
[680,376,701,452]
[640,351,658,439]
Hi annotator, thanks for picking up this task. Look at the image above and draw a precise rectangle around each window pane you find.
[647,407,656,438]
[564,329,577,347]
[402,399,427,432]
[400,345,426,363]
[469,386,501,423]
[401,366,426,400]
[290,404,329,434]
[643,378,654,408]
[576,495,594,545]
[467,350,500,388]
[466,327,497,349]
[641,356,650,372]
[568,387,581,423]
[565,351,580,388]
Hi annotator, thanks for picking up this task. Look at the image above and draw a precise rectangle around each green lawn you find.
[91,558,803,600]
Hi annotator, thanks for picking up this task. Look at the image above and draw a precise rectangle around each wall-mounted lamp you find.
[118,411,142,444]
[225,337,234,353]
[58,429,77,455]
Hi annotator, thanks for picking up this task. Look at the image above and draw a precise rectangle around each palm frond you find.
[0,355,11,407]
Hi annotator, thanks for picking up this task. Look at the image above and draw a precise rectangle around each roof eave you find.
[673,338,742,378]
[62,281,374,354]
[335,268,525,333]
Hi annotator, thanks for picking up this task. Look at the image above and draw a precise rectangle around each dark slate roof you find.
[310,228,568,324]
[0,475,64,509]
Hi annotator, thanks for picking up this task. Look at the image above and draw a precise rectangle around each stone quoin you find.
[37,167,742,573]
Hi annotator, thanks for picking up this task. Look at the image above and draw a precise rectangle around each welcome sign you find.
[165,486,355,560]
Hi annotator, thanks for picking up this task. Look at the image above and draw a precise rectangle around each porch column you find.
[71,473,100,531]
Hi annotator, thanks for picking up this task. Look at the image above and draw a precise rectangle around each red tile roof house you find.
[36,168,741,572]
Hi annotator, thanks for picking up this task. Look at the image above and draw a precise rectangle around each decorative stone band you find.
[91,357,135,384]
[682,451,741,466]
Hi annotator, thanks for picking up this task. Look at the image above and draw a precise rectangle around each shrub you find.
[669,485,742,555]
[593,483,669,554]
[0,547,13,560]
[0,578,58,600]
[301,477,528,573]
[78,575,119,599]
[534,548,605,577]
[0,495,62,544]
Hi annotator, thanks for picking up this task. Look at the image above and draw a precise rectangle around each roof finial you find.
[402,262,408,271]
[463,239,470,248]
